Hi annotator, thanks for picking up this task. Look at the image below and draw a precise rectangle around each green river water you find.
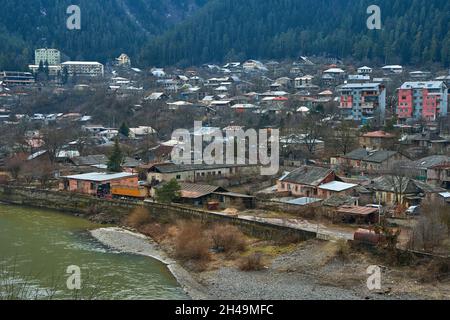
[0,204,188,300]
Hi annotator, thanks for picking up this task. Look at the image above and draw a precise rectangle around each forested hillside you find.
[0,0,207,70]
[0,0,449,70]
[139,0,450,67]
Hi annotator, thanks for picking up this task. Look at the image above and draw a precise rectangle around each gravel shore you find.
[90,227,209,300]
[90,228,423,300]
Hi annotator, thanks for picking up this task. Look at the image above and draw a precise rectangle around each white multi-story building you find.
[35,49,61,65]
[61,61,104,77]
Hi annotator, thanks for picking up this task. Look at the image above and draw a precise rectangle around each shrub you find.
[126,207,152,228]
[238,253,265,271]
[139,223,166,242]
[210,224,247,255]
[174,221,210,262]
[334,239,351,261]
[417,259,450,282]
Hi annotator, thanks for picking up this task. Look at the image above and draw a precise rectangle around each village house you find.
[277,166,340,198]
[146,163,259,184]
[337,148,408,174]
[357,66,373,75]
[368,175,446,207]
[402,131,449,154]
[382,65,403,75]
[359,131,397,150]
[59,172,138,196]
[427,163,450,189]
[294,75,315,89]
[317,181,359,199]
[163,182,255,209]
[404,155,450,188]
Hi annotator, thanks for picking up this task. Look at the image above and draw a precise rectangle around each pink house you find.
[277,166,339,198]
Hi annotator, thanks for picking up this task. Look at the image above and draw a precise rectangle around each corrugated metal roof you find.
[178,182,225,199]
[63,172,136,182]
[286,197,322,206]
[337,206,378,216]
[319,181,357,192]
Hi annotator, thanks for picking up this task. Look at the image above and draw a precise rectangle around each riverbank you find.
[90,227,210,300]
[90,227,440,300]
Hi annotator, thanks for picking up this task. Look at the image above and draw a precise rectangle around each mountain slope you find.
[139,0,450,67]
[0,0,207,70]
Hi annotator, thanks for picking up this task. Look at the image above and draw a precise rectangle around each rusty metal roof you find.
[337,206,379,216]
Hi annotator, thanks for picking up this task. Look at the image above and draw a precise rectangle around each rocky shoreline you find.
[90,227,210,300]
[90,227,427,300]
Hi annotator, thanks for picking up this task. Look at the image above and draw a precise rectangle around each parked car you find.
[406,205,420,215]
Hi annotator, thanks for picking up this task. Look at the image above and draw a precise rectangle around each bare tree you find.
[5,155,25,180]
[298,112,328,157]
[41,127,71,164]
[382,160,414,206]
[408,200,448,253]
[328,120,358,155]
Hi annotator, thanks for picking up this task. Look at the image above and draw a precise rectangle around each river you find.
[0,204,188,300]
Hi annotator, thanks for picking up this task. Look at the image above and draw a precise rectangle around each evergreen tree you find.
[155,179,181,203]
[38,60,44,73]
[43,60,49,79]
[107,139,124,173]
[119,122,130,137]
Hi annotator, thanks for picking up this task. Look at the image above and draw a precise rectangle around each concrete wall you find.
[0,186,317,242]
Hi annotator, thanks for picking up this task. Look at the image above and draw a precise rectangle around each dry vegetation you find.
[174,221,211,264]
[238,253,265,271]
[122,208,303,273]
[408,200,450,254]
[126,207,152,228]
[209,225,247,256]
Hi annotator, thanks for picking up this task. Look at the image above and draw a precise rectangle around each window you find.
[176,175,181,180]
[90,183,95,190]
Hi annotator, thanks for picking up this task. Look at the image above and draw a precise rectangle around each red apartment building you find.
[397,81,448,121]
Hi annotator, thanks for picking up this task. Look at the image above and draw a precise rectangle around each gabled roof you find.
[343,148,398,163]
[369,176,445,194]
[72,154,108,166]
[408,155,450,169]
[280,166,334,186]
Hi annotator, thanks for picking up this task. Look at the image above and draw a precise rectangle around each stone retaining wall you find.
[0,185,317,241]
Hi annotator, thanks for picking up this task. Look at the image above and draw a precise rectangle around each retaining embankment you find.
[0,185,317,242]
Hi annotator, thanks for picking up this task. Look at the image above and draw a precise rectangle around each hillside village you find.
[1,49,450,257]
